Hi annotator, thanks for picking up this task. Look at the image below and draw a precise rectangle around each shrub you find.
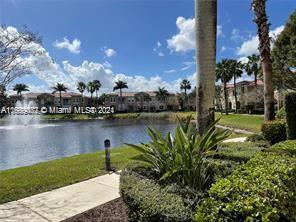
[195,141,296,222]
[276,106,286,119]
[211,142,263,162]
[246,133,265,142]
[285,92,296,139]
[126,116,230,190]
[261,120,287,145]
[120,170,193,222]
[268,140,296,155]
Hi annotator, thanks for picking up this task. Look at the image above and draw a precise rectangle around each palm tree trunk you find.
[195,0,217,135]
[224,81,228,115]
[59,91,62,107]
[185,89,187,111]
[234,76,238,113]
[120,88,122,112]
[253,0,275,121]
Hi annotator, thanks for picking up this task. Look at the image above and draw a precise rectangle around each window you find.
[159,105,164,110]
[241,87,245,94]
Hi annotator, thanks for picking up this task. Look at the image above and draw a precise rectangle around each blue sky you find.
[0,0,295,94]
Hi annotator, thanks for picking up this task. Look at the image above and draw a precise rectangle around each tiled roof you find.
[108,91,176,97]
[226,80,263,88]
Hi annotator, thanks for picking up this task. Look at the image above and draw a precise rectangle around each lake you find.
[0,119,176,170]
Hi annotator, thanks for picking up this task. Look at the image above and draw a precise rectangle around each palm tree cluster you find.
[216,55,260,115]
[13,83,29,96]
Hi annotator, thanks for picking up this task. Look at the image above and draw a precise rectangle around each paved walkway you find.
[0,173,120,222]
[216,124,254,135]
[224,137,247,143]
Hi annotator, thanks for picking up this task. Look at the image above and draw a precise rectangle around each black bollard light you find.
[104,139,111,171]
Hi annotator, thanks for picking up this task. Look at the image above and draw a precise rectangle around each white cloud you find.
[230,29,246,42]
[237,25,284,56]
[221,46,227,52]
[167,17,222,53]
[156,41,161,48]
[164,69,176,74]
[180,61,195,71]
[103,61,112,68]
[53,37,81,54]
[104,48,116,58]
[158,52,164,57]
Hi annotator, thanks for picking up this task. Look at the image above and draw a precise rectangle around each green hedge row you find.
[120,170,193,222]
[194,141,296,222]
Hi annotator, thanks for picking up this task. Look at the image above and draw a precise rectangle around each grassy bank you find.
[0,146,139,204]
[216,113,264,132]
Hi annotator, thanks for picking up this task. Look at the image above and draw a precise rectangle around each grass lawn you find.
[216,113,264,133]
[0,146,139,204]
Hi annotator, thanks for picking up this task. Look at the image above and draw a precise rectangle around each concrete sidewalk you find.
[0,173,120,222]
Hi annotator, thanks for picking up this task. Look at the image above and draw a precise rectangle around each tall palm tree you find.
[77,82,86,107]
[195,0,217,135]
[87,82,96,105]
[230,60,243,113]
[13,84,29,96]
[180,79,191,110]
[216,59,233,115]
[244,54,260,86]
[155,86,169,103]
[252,0,275,121]
[77,82,86,96]
[113,80,128,111]
[93,80,101,105]
[52,83,68,107]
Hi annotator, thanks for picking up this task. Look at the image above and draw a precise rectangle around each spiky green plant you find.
[126,116,230,191]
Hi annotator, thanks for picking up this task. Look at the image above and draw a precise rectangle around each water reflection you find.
[0,119,176,170]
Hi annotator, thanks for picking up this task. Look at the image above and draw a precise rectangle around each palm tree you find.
[244,54,260,86]
[13,84,29,96]
[180,79,191,110]
[52,83,68,107]
[98,93,109,105]
[113,80,128,111]
[229,60,243,113]
[93,80,101,105]
[216,59,233,115]
[77,82,86,96]
[155,86,169,103]
[77,82,86,107]
[87,82,96,105]
[195,0,217,135]
[252,0,275,121]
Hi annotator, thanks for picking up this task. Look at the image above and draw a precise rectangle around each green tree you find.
[155,87,169,103]
[252,0,275,121]
[272,10,296,90]
[77,82,86,107]
[245,54,261,86]
[216,59,233,115]
[87,82,96,105]
[13,83,29,96]
[113,80,128,111]
[230,60,243,113]
[195,0,217,135]
[52,83,68,107]
[93,80,101,105]
[180,79,192,110]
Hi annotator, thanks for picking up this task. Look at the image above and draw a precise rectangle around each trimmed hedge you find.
[120,170,193,222]
[194,141,296,222]
[261,120,287,145]
[212,142,263,162]
[276,106,286,120]
[285,92,296,139]
[120,158,241,222]
[268,140,296,155]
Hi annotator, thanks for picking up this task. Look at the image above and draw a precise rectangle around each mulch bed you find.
[63,198,128,222]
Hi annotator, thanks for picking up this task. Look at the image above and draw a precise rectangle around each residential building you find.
[9,92,87,110]
[105,91,179,112]
[220,80,264,112]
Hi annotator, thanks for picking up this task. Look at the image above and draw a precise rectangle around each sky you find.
[0,0,295,95]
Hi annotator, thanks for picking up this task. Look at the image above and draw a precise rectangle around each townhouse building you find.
[105,91,180,112]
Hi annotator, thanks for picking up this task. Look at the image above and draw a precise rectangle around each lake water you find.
[0,119,176,170]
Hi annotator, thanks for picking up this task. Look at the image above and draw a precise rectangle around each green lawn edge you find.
[0,146,139,204]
